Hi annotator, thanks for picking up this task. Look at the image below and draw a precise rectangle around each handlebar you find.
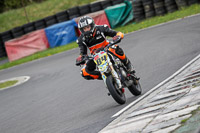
[106,36,121,49]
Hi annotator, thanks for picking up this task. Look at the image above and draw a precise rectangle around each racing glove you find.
[112,32,124,43]
[76,55,86,66]
[112,35,121,43]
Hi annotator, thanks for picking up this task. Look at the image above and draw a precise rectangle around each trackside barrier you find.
[0,0,199,59]
[112,0,125,5]
[131,0,200,22]
[0,30,13,57]
[0,39,6,57]
[90,1,103,13]
[45,19,78,48]
[75,10,111,36]
[5,29,49,62]
[142,0,156,18]
[105,1,133,28]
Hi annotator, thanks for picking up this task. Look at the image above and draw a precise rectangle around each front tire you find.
[106,75,126,104]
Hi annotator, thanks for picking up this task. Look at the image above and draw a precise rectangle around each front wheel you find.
[106,75,126,104]
[128,80,142,96]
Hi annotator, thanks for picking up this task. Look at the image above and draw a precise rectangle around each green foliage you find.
[0,0,46,13]
[4,0,23,9]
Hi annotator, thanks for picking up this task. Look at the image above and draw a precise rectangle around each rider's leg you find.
[81,59,102,80]
[109,45,135,73]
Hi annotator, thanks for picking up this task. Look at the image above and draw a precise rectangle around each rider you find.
[76,16,134,80]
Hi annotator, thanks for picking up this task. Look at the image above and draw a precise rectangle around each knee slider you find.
[81,70,94,80]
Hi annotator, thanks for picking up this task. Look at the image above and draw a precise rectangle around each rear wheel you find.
[106,75,126,104]
[128,79,142,96]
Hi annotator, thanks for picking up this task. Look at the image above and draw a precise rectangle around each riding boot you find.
[121,57,135,74]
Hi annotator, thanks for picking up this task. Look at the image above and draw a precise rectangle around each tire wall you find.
[131,0,199,23]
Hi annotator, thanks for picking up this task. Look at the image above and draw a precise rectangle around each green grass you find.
[181,118,190,124]
[180,106,200,124]
[0,0,96,33]
[0,4,200,70]
[0,80,18,90]
[0,57,7,61]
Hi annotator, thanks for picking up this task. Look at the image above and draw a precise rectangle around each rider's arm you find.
[76,37,87,56]
[102,25,124,39]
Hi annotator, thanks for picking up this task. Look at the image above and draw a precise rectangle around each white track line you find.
[112,54,200,118]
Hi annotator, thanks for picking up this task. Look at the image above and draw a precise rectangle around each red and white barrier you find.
[5,29,49,62]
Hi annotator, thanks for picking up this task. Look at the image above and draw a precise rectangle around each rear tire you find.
[128,81,142,96]
[106,75,126,104]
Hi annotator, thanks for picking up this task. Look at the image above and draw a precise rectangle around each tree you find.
[21,0,30,23]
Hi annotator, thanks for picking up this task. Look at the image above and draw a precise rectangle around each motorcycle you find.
[76,38,142,104]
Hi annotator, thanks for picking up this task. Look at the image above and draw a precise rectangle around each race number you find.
[94,53,107,66]
[96,55,106,66]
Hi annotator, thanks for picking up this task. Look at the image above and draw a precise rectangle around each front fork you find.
[109,62,122,89]
[100,63,122,89]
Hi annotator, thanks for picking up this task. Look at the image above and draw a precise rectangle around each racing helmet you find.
[78,16,96,37]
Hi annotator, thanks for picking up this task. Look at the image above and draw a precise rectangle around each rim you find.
[113,81,124,96]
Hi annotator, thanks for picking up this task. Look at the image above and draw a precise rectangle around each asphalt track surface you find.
[0,15,200,133]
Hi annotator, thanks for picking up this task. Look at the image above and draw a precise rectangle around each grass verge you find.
[0,57,7,61]
[0,80,18,90]
[0,4,200,71]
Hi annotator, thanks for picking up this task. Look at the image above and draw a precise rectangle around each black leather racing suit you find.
[77,25,127,80]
